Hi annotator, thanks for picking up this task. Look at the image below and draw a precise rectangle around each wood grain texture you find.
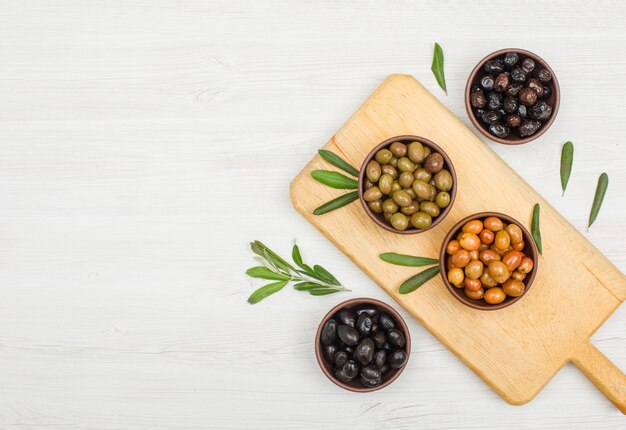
[290,75,626,406]
[0,0,625,429]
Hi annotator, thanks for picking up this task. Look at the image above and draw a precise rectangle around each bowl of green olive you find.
[439,212,538,310]
[358,135,457,234]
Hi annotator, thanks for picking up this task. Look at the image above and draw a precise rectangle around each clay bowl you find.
[315,298,411,392]
[358,135,457,234]
[465,48,560,145]
[439,212,539,310]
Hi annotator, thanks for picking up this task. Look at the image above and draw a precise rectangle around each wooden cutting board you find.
[290,75,626,412]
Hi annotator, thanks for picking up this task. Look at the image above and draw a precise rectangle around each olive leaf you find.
[245,266,290,281]
[313,265,341,286]
[588,173,609,230]
[248,281,289,304]
[560,141,574,196]
[431,42,447,95]
[311,170,358,189]
[531,203,542,255]
[379,253,439,267]
[313,191,359,215]
[318,149,359,177]
[399,266,441,294]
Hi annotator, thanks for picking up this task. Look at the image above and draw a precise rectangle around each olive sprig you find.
[379,252,441,294]
[311,150,361,215]
[246,240,350,304]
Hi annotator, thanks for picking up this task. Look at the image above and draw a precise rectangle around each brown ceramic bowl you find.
[439,212,539,310]
[358,135,457,234]
[465,48,560,145]
[315,298,411,392]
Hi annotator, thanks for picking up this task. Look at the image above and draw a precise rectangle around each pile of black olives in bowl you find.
[469,51,556,140]
[319,303,409,389]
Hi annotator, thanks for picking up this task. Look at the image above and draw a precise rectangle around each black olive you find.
[372,331,386,348]
[503,52,519,68]
[373,349,387,369]
[481,110,501,125]
[355,305,378,317]
[510,67,526,83]
[529,101,553,121]
[518,88,538,106]
[519,120,542,137]
[378,312,395,331]
[483,60,504,74]
[480,75,495,90]
[337,325,359,346]
[506,114,522,128]
[334,367,352,383]
[470,90,487,108]
[521,58,535,73]
[320,319,338,346]
[361,364,382,381]
[387,329,406,348]
[379,364,390,374]
[360,376,381,387]
[517,104,527,118]
[355,338,375,365]
[334,350,348,367]
[537,69,552,82]
[542,86,551,98]
[526,78,544,97]
[323,344,337,362]
[356,313,373,336]
[486,91,502,110]
[488,124,510,138]
[371,322,379,333]
[506,82,523,96]
[337,309,355,327]
[503,96,518,113]
[343,345,354,354]
[389,350,408,369]
[342,360,359,379]
[494,73,510,92]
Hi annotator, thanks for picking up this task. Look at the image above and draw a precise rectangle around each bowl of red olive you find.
[465,49,560,145]
[315,298,411,392]
[439,212,538,310]
[358,135,457,234]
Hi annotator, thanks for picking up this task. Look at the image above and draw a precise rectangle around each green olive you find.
[392,190,412,207]
[378,173,393,194]
[424,152,444,173]
[363,186,382,202]
[382,198,399,214]
[365,160,382,182]
[423,146,432,157]
[383,212,392,221]
[401,200,419,215]
[398,172,414,188]
[375,149,393,164]
[436,191,451,208]
[389,213,409,231]
[433,169,453,191]
[407,141,426,163]
[389,157,398,168]
[368,199,383,213]
[389,142,407,157]
[412,180,431,200]
[420,201,440,217]
[381,164,398,179]
[397,157,417,173]
[404,187,416,199]
[391,181,402,193]
[427,183,437,201]
[414,168,432,182]
[410,211,432,229]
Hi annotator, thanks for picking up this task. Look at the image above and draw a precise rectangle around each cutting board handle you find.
[571,342,626,414]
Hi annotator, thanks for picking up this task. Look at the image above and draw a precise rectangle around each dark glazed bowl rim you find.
[358,135,457,234]
[314,297,411,392]
[465,48,560,145]
[438,212,539,310]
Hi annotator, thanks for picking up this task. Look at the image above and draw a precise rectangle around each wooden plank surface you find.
[290,74,626,406]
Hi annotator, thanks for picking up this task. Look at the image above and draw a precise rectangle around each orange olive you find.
[462,219,484,234]
[469,250,479,260]
[487,261,510,284]
[511,270,526,281]
[479,229,495,245]
[480,271,498,287]
[479,249,501,265]
[456,231,464,241]
[494,230,511,250]
[483,216,504,232]
[446,240,460,255]
[490,243,512,257]
[512,240,525,251]
[501,250,523,273]
[484,287,506,305]
[502,279,525,297]
[447,267,465,287]
[464,287,484,300]
[518,257,534,274]
[478,242,489,251]
[505,224,524,245]
[464,260,484,279]
[450,249,471,268]
[459,233,481,251]
[464,277,482,291]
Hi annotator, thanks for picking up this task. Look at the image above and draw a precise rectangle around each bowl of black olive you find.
[465,48,560,145]
[315,298,411,392]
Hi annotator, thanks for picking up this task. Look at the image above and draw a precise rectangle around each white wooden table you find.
[0,1,624,428]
